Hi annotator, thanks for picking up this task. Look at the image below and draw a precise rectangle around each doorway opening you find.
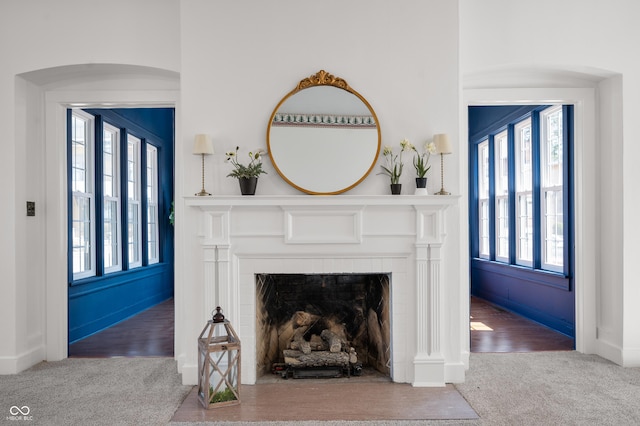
[67,107,175,358]
[468,104,575,353]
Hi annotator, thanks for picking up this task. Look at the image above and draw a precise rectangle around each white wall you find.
[0,0,180,373]
[460,0,640,365]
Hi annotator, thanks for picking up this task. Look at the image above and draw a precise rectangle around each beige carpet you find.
[2,352,640,425]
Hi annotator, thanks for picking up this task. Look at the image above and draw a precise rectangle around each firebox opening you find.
[256,273,391,380]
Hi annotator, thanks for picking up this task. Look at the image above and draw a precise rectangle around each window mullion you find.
[140,138,148,266]
[563,105,574,277]
[121,129,129,270]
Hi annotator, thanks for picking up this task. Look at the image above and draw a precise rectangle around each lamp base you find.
[195,190,211,196]
[434,189,450,195]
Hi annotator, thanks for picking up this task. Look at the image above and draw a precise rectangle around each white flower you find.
[425,141,437,154]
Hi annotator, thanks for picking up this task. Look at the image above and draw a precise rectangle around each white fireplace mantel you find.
[186,194,460,387]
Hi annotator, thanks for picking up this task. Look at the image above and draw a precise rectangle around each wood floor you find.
[68,296,573,358]
[470,296,574,352]
[68,298,174,358]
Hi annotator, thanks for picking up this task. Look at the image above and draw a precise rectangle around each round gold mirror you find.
[267,70,381,194]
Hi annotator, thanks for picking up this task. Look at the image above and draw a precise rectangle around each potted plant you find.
[378,139,411,194]
[225,146,267,195]
[412,140,437,194]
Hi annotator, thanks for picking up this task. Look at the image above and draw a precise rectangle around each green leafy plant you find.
[209,386,237,403]
[225,146,267,179]
[412,140,437,178]
[378,138,411,184]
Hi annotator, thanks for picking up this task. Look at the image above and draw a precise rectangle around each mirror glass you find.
[267,70,381,194]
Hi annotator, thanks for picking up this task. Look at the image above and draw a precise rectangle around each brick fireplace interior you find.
[255,273,391,380]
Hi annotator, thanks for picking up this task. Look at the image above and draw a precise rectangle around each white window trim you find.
[540,105,564,273]
[514,119,533,267]
[478,139,490,259]
[494,130,509,263]
[127,135,142,268]
[147,144,160,265]
[71,110,96,280]
[103,122,122,273]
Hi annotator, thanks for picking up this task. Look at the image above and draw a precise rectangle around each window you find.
[540,106,564,272]
[103,123,121,273]
[478,139,490,258]
[515,119,533,266]
[127,135,142,269]
[68,109,165,283]
[146,145,159,264]
[70,111,95,280]
[472,105,572,276]
[494,130,509,262]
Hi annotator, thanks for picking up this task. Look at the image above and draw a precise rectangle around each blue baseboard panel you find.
[471,259,575,338]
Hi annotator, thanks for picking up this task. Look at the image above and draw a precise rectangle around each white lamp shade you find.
[193,134,214,155]
[433,133,452,154]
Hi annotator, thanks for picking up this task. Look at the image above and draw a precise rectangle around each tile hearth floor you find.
[171,376,478,423]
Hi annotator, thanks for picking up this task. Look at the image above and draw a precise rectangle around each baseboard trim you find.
[596,338,623,365]
[0,345,45,374]
[445,360,468,383]
[622,348,640,367]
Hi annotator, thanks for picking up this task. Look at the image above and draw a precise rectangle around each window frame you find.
[127,134,143,269]
[540,105,565,273]
[514,118,533,267]
[493,130,509,263]
[146,144,160,265]
[471,105,573,281]
[102,122,122,274]
[477,139,490,259]
[70,110,96,280]
[68,109,167,285]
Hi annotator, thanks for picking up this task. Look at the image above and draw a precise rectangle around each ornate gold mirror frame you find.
[267,70,381,195]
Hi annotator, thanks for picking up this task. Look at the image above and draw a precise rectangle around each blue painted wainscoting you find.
[68,264,173,343]
[471,259,575,338]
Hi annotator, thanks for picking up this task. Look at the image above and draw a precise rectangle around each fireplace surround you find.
[187,194,460,386]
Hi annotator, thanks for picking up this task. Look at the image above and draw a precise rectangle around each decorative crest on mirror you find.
[296,69,350,92]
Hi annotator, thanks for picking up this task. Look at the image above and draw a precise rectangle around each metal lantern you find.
[197,306,241,409]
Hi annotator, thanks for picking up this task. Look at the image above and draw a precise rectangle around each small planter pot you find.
[415,177,428,195]
[238,177,258,195]
[390,183,402,195]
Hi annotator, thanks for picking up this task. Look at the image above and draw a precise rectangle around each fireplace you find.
[255,273,391,379]
[187,194,460,386]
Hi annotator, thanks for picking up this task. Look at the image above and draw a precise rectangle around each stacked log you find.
[283,310,357,369]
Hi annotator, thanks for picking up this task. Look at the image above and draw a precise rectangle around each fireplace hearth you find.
[256,273,390,379]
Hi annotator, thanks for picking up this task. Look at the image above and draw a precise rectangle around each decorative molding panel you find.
[283,207,362,244]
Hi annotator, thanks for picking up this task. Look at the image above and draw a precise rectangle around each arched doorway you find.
[17,64,179,362]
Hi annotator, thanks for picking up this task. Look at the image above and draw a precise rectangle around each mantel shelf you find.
[185,194,460,208]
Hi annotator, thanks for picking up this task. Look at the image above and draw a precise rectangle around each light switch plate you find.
[26,201,35,216]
